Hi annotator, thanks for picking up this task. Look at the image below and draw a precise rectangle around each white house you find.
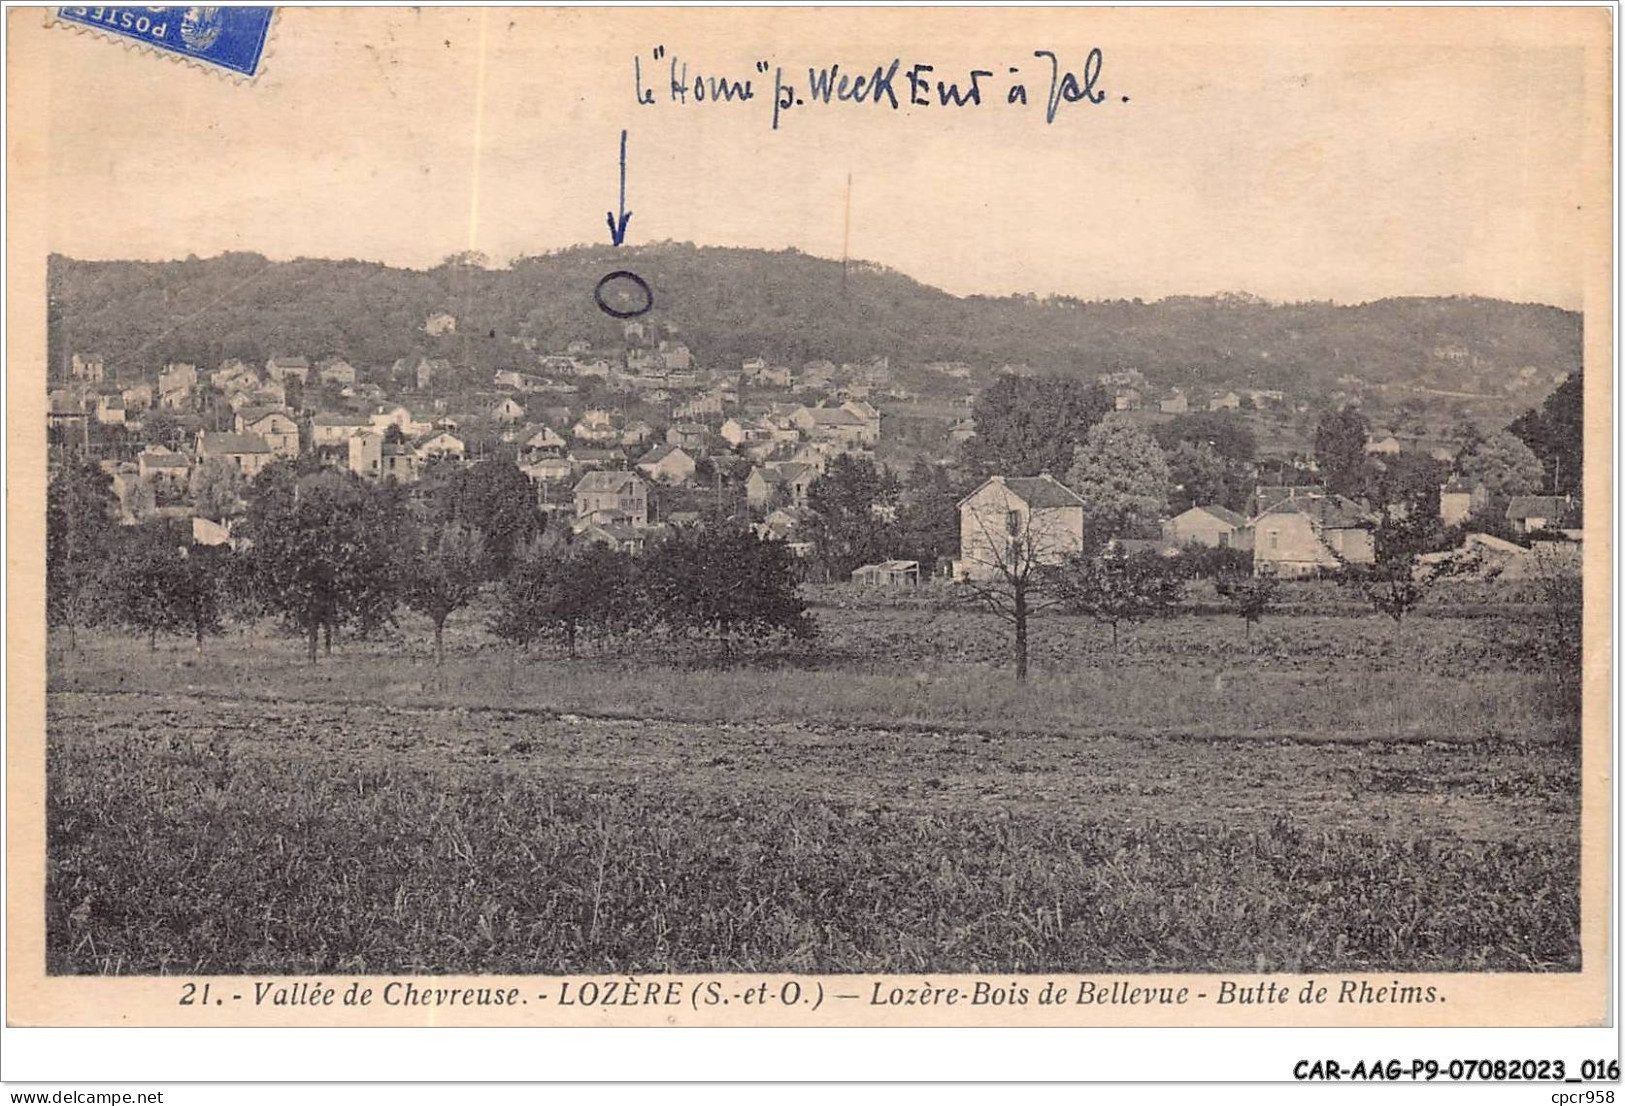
[1246,494,1375,577]
[265,356,311,385]
[158,361,198,395]
[372,404,432,438]
[1162,504,1250,549]
[521,425,568,454]
[414,430,466,462]
[953,474,1086,581]
[238,408,300,460]
[572,409,619,444]
[310,412,374,446]
[348,431,384,479]
[635,444,697,485]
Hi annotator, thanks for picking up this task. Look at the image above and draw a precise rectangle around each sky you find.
[12,6,1608,309]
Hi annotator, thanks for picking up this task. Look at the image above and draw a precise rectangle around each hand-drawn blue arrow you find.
[606,130,633,246]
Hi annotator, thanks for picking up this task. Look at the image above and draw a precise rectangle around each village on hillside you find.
[46,305,1581,591]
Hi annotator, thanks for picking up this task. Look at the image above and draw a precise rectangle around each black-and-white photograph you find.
[19,6,1603,1015]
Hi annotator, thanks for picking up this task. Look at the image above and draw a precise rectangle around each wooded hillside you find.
[49,245,1581,411]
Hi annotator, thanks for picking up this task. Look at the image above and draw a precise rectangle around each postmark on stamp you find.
[51,6,274,79]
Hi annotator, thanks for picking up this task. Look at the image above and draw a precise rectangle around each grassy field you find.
[45,591,1582,974]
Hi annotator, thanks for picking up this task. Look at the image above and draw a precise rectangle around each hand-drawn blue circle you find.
[593,271,653,319]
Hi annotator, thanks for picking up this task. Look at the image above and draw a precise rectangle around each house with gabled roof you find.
[226,379,285,410]
[137,447,191,494]
[210,359,257,390]
[488,396,527,424]
[954,474,1086,581]
[381,442,418,484]
[159,362,198,395]
[568,448,624,475]
[196,431,273,478]
[70,354,105,384]
[236,407,299,458]
[635,443,697,485]
[1365,432,1403,456]
[619,419,655,447]
[1247,493,1374,577]
[721,416,774,448]
[94,393,126,426]
[573,470,650,528]
[791,403,869,445]
[574,521,650,555]
[520,424,567,455]
[310,411,374,447]
[265,356,310,385]
[372,404,432,438]
[665,422,710,451]
[746,462,818,510]
[522,456,574,485]
[851,560,920,588]
[1249,484,1328,518]
[1163,504,1250,549]
[414,430,466,462]
[390,353,452,392]
[572,409,619,444]
[317,358,358,388]
[120,383,154,412]
[347,430,383,479]
[1506,495,1577,535]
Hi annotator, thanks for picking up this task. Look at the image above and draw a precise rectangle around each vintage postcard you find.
[4,3,1614,1044]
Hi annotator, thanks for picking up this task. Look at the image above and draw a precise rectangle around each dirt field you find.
[44,594,1582,975]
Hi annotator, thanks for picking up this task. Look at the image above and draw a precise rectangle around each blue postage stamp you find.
[52,7,274,78]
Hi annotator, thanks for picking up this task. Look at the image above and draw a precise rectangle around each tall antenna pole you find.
[841,172,853,293]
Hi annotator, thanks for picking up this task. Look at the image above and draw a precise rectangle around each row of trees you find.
[961,501,1494,682]
[47,459,809,665]
[1313,397,1573,524]
[493,527,809,660]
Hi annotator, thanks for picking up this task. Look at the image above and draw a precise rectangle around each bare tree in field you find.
[955,475,1085,683]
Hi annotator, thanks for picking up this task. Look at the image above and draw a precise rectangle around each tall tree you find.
[174,543,229,654]
[1049,547,1185,651]
[46,462,118,649]
[110,523,227,652]
[1065,420,1170,541]
[1370,451,1445,523]
[399,521,486,665]
[1314,407,1371,499]
[964,374,1112,479]
[113,523,189,650]
[895,459,964,571]
[1165,440,1237,515]
[190,457,244,522]
[242,473,405,662]
[1151,411,1258,465]
[423,458,541,578]
[1346,513,1453,641]
[643,525,810,659]
[1454,429,1544,505]
[1509,371,1582,494]
[490,537,559,661]
[807,454,900,581]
